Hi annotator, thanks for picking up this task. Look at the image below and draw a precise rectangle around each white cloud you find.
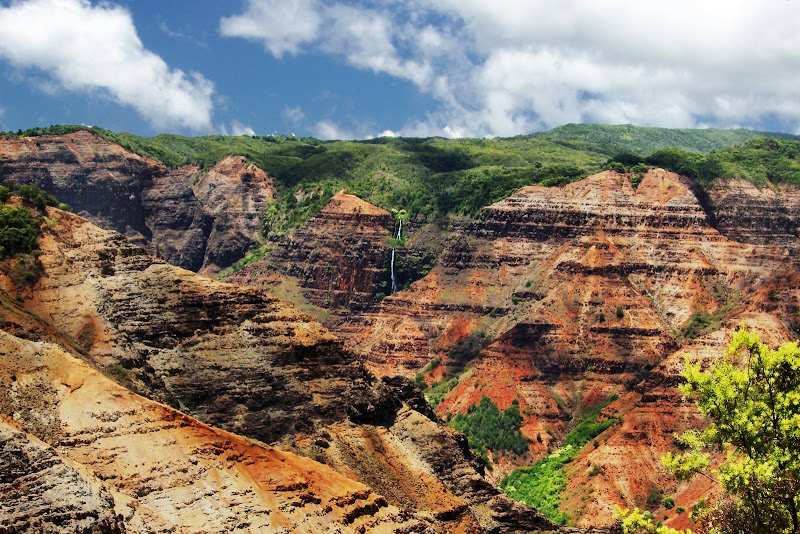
[230,121,256,136]
[311,119,354,140]
[222,0,800,136]
[0,0,214,131]
[220,1,435,90]
[219,0,321,58]
[282,105,305,127]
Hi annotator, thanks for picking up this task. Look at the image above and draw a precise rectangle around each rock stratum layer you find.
[0,331,423,533]
[233,190,395,312]
[0,131,273,273]
[0,205,580,533]
[238,169,799,527]
[4,129,799,530]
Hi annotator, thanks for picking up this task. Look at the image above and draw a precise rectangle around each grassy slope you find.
[8,123,800,234]
[532,123,800,156]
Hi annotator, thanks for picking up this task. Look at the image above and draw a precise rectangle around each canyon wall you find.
[0,131,273,274]
[0,204,581,533]
[237,170,799,526]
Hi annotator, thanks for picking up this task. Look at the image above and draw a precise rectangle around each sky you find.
[0,0,799,140]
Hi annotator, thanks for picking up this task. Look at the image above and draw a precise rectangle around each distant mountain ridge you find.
[530,122,800,155]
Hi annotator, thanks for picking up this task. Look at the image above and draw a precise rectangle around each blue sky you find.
[1,0,799,139]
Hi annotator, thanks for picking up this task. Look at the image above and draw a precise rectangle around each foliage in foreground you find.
[620,327,800,534]
[615,506,692,534]
[500,395,619,524]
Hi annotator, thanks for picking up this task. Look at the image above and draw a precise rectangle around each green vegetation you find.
[681,311,715,339]
[7,123,800,242]
[606,137,800,188]
[620,328,800,534]
[102,363,135,390]
[500,394,620,524]
[449,395,528,466]
[0,205,40,258]
[662,497,675,510]
[414,356,441,388]
[214,244,271,279]
[17,184,60,213]
[0,183,70,287]
[614,507,683,534]
[3,124,604,233]
[424,376,458,408]
[532,123,800,157]
[616,306,624,319]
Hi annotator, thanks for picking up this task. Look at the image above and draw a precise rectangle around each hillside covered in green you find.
[6,123,800,236]
[532,123,800,157]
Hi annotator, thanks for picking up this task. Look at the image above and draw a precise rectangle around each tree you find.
[620,327,800,533]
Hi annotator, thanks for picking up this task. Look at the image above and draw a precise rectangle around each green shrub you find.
[0,205,40,258]
[425,376,458,408]
[103,362,134,389]
[682,311,714,339]
[662,496,675,509]
[616,306,624,319]
[500,394,619,523]
[9,253,43,286]
[450,396,528,456]
[606,161,626,173]
[18,184,58,212]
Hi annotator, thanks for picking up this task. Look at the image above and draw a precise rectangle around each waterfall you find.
[390,249,397,294]
[390,218,402,294]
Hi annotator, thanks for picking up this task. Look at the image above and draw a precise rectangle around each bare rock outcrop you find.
[0,131,273,273]
[0,331,428,533]
[234,191,395,311]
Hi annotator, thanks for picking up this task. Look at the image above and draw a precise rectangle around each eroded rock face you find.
[707,179,800,253]
[0,206,571,533]
[0,421,123,534]
[192,155,274,273]
[344,170,784,382]
[0,132,273,273]
[277,170,796,524]
[234,191,395,312]
[0,331,428,533]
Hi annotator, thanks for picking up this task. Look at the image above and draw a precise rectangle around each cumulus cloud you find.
[230,121,256,136]
[311,119,354,141]
[0,0,214,131]
[220,0,436,90]
[220,0,321,58]
[282,105,305,127]
[222,0,800,136]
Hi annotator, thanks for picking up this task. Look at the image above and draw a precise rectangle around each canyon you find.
[236,169,800,527]
[1,129,799,531]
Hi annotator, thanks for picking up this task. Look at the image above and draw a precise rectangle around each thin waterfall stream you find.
[390,218,402,294]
